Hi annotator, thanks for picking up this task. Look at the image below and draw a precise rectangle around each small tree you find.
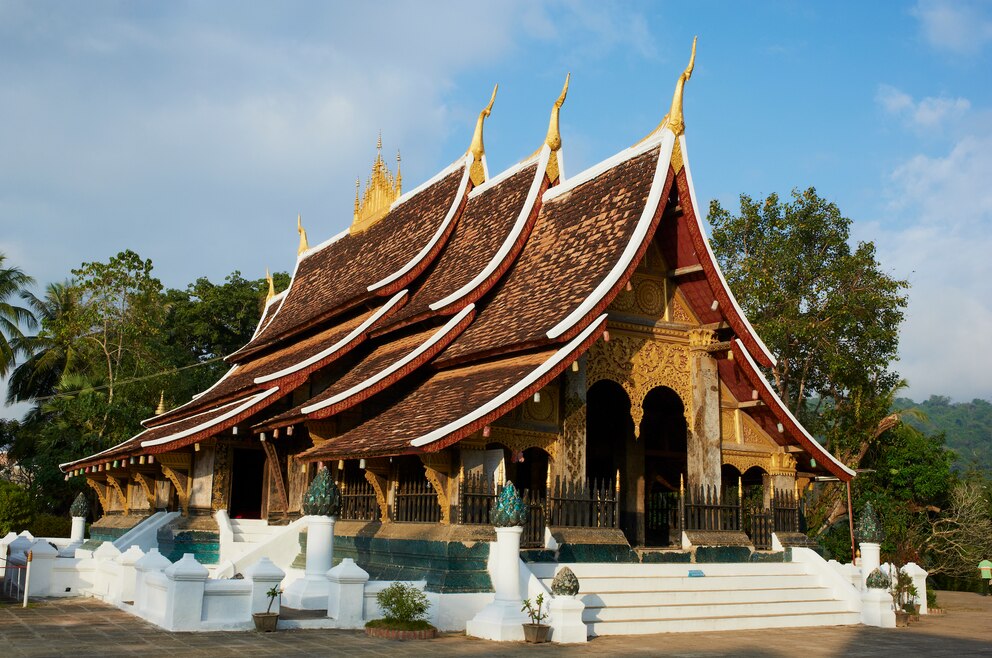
[370,582,432,630]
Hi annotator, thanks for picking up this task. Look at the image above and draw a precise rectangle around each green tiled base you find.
[750,548,792,563]
[695,546,753,563]
[640,550,692,563]
[520,549,557,563]
[557,542,639,563]
[157,529,219,564]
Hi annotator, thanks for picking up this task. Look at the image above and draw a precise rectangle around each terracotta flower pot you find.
[523,623,551,643]
[894,611,910,628]
[252,612,279,632]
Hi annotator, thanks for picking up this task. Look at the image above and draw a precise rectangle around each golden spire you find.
[155,391,166,416]
[468,84,498,186]
[297,213,309,255]
[265,268,275,302]
[351,135,402,234]
[395,150,402,195]
[544,73,570,182]
[637,36,697,145]
[545,73,569,152]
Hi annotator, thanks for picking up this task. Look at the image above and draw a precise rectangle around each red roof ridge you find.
[730,338,855,481]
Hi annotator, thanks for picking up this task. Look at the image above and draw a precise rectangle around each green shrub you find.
[375,582,430,623]
[29,513,72,539]
[926,588,938,609]
[0,481,34,535]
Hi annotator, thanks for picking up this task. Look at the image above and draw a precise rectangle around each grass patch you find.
[365,618,436,631]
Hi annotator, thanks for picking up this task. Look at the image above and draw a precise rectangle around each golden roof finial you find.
[637,36,697,146]
[665,36,696,137]
[351,135,402,234]
[545,72,570,152]
[155,391,166,416]
[297,213,309,255]
[395,150,402,195]
[468,84,498,186]
[265,268,275,302]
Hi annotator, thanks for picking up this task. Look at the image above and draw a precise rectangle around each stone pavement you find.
[2,591,991,657]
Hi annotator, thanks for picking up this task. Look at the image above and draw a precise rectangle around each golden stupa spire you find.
[351,134,402,234]
[155,391,166,416]
[638,36,697,146]
[468,84,498,186]
[297,213,309,255]
[265,268,275,302]
[395,150,402,194]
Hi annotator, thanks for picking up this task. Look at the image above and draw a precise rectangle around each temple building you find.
[62,42,853,589]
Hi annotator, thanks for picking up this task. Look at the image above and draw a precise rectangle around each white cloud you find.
[913,0,992,55]
[865,131,992,402]
[876,84,970,130]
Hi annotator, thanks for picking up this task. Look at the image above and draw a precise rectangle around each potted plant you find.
[252,585,281,632]
[521,593,550,643]
[365,582,437,640]
[891,567,917,627]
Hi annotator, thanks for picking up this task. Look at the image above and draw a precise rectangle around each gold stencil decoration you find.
[723,449,771,475]
[635,279,665,317]
[720,410,736,443]
[351,135,402,234]
[586,332,692,433]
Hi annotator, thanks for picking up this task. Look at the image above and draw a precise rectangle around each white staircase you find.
[530,561,861,636]
[228,519,280,558]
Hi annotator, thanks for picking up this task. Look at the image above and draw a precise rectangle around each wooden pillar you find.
[688,329,721,492]
[556,355,587,484]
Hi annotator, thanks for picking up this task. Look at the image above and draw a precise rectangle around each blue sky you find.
[1,0,990,418]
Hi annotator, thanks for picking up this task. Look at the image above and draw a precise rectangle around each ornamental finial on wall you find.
[490,480,527,527]
[302,467,342,517]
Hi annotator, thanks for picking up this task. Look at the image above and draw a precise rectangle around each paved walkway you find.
[2,591,991,656]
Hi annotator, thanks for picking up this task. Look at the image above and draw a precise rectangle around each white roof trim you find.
[429,147,550,311]
[468,151,540,199]
[140,388,280,449]
[390,154,471,212]
[301,304,475,415]
[60,431,150,468]
[545,132,675,340]
[543,131,665,203]
[411,314,606,448]
[367,161,473,293]
[298,227,349,262]
[679,135,777,366]
[734,338,855,477]
[252,290,408,385]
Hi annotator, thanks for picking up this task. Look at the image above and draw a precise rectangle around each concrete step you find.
[583,598,856,622]
[540,574,817,593]
[553,585,837,607]
[587,611,862,636]
[528,561,808,579]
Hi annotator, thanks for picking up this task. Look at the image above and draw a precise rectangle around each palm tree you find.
[6,281,79,404]
[0,253,36,377]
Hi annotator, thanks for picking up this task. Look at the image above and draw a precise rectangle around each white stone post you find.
[70,516,86,544]
[117,545,145,605]
[245,557,285,615]
[861,587,896,628]
[282,515,335,609]
[903,562,929,614]
[326,557,369,626]
[163,554,209,631]
[549,595,587,643]
[25,539,58,597]
[133,548,172,618]
[466,526,529,641]
[859,542,880,589]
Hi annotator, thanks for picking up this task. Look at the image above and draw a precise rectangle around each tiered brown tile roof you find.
[376,163,540,333]
[438,147,663,365]
[234,168,465,358]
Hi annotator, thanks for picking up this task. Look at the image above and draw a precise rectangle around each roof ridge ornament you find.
[297,213,309,255]
[155,391,166,416]
[265,268,275,303]
[468,84,498,186]
[351,134,402,234]
[637,36,697,145]
[544,73,570,182]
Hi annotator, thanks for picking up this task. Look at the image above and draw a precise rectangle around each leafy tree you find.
[709,188,909,535]
[0,480,35,534]
[0,253,36,376]
[925,478,992,579]
[6,281,81,404]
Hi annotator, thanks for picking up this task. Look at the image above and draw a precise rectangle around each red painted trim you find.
[730,342,853,482]
[678,171,774,368]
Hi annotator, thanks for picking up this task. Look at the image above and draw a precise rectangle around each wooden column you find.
[556,355,587,484]
[688,329,722,492]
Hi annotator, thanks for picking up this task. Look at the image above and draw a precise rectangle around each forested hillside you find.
[894,396,992,472]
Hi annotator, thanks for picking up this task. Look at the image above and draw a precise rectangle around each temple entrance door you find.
[229,448,265,519]
[586,380,635,543]
[641,387,687,547]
